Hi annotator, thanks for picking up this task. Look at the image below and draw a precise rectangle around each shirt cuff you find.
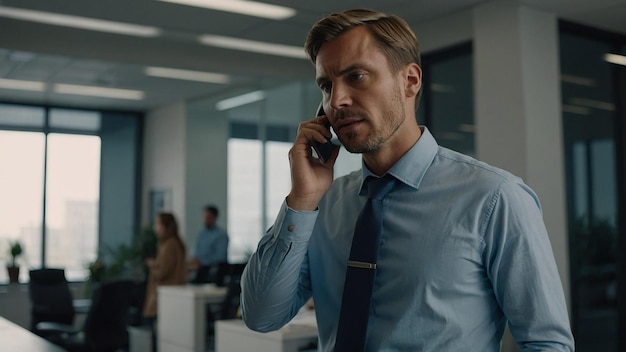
[272,199,318,243]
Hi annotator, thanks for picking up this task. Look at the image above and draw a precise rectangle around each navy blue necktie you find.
[335,175,396,352]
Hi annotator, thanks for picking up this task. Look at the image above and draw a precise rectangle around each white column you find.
[185,101,229,249]
[143,103,187,232]
[473,2,570,350]
[144,100,229,258]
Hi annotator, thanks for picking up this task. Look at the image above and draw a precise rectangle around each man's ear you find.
[404,63,422,98]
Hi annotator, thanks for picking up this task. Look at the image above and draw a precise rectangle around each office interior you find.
[0,0,625,351]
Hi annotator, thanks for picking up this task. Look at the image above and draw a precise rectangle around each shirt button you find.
[287,225,295,232]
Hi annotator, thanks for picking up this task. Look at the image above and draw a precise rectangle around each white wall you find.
[413,9,473,53]
[184,100,229,253]
[142,100,231,254]
[142,102,187,234]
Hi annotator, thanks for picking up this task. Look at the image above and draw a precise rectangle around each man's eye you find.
[320,83,332,93]
[349,73,364,82]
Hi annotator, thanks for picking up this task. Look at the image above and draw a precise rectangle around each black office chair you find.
[28,268,76,336]
[190,263,221,284]
[126,280,148,327]
[214,262,247,287]
[217,276,243,320]
[228,263,247,279]
[206,275,243,342]
[36,279,136,352]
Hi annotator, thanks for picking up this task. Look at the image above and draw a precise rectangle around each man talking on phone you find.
[241,8,574,352]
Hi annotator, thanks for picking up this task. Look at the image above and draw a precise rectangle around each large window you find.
[45,133,101,280]
[0,131,45,279]
[0,103,141,283]
[265,141,293,227]
[227,121,295,262]
[227,137,263,261]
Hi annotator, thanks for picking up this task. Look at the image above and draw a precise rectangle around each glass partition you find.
[560,22,626,351]
[421,43,474,156]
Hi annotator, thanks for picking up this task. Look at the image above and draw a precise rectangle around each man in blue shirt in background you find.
[189,205,228,269]
[241,8,575,352]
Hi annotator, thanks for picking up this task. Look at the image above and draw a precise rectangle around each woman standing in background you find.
[143,212,187,350]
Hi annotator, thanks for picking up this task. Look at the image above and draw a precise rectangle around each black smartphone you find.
[312,103,341,164]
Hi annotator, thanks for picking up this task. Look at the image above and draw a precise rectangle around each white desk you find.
[157,284,227,352]
[215,308,318,352]
[0,316,66,352]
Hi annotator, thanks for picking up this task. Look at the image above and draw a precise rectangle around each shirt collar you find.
[359,126,438,194]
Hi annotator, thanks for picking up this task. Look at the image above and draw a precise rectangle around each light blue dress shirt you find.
[193,225,229,266]
[241,127,574,351]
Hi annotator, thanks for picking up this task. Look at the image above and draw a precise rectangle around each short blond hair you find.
[304,8,421,74]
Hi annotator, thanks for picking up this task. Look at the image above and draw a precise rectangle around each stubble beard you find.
[342,85,405,154]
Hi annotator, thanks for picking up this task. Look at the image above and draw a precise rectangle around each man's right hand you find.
[286,114,339,211]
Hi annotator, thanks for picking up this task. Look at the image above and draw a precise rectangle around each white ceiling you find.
[0,0,624,112]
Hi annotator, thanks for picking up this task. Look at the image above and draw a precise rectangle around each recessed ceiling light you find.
[145,67,230,84]
[0,6,161,37]
[9,51,36,63]
[570,97,615,111]
[430,83,455,93]
[562,104,590,115]
[457,124,475,133]
[199,34,306,59]
[216,90,265,110]
[0,78,46,91]
[604,53,626,67]
[560,74,595,87]
[53,84,144,100]
[158,0,296,20]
